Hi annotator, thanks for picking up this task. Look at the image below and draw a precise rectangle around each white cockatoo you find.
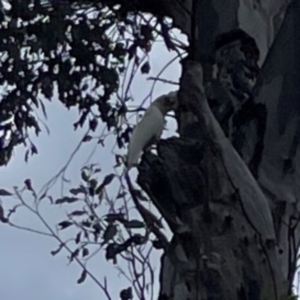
[126,91,178,169]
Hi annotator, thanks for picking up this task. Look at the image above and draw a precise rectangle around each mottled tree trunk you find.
[136,0,300,299]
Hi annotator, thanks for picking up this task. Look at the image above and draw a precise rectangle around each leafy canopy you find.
[0,0,182,166]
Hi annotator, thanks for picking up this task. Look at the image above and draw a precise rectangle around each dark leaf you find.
[88,186,95,197]
[77,269,87,284]
[39,98,48,119]
[81,170,89,182]
[89,118,98,132]
[26,116,41,136]
[102,174,115,185]
[152,239,164,250]
[94,168,101,174]
[95,174,115,194]
[123,219,145,229]
[24,179,33,191]
[105,243,119,260]
[24,149,30,162]
[83,229,89,240]
[75,111,89,129]
[48,196,54,204]
[31,143,38,155]
[55,197,78,204]
[116,191,126,199]
[89,178,97,189]
[160,21,176,51]
[134,55,140,66]
[58,220,73,230]
[131,234,146,244]
[82,135,92,142]
[120,287,133,300]
[82,248,89,257]
[114,42,126,57]
[116,136,123,149]
[81,83,88,91]
[69,186,86,195]
[128,43,137,60]
[138,204,163,228]
[118,65,125,73]
[120,126,133,144]
[75,232,81,244]
[81,220,92,228]
[105,213,126,223]
[51,244,64,256]
[68,210,86,217]
[141,61,150,74]
[98,188,104,202]
[0,189,12,196]
[93,223,103,234]
[89,179,97,196]
[102,224,117,244]
[70,248,80,262]
[92,203,99,209]
[114,154,124,168]
[97,138,105,146]
[117,104,127,116]
[93,231,100,243]
[39,192,47,201]
[0,204,8,223]
[140,25,153,41]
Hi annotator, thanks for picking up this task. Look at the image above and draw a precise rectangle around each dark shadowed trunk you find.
[136,0,300,299]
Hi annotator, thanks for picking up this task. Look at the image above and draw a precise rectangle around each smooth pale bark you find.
[136,1,300,299]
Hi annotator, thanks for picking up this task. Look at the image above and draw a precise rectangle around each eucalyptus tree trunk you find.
[135,0,300,299]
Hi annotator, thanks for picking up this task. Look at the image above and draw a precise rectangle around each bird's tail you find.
[124,157,138,171]
[125,151,140,170]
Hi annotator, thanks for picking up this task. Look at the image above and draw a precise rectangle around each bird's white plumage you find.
[126,91,178,169]
[126,105,164,168]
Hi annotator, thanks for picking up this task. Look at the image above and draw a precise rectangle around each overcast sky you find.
[0,38,183,300]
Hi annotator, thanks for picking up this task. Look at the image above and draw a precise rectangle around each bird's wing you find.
[127,105,164,168]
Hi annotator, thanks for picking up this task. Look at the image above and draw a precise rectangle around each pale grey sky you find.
[0,39,183,300]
